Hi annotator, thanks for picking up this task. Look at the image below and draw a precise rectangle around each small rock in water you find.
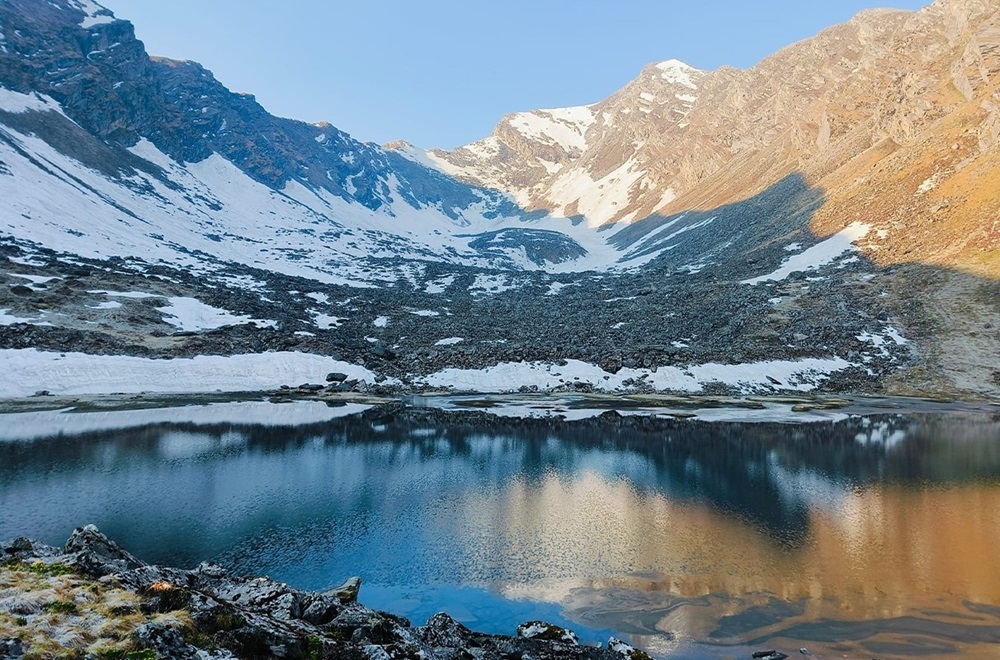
[324,575,361,603]
[799,648,811,656]
[752,651,789,660]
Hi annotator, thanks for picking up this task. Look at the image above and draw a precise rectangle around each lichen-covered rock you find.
[64,523,145,577]
[517,620,580,645]
[131,621,201,659]
[607,637,653,659]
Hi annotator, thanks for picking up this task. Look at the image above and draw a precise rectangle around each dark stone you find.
[419,613,475,649]
[0,639,25,659]
[130,621,196,657]
[5,538,33,553]
[371,344,396,360]
[300,596,342,626]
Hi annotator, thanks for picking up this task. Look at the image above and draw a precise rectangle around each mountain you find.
[0,0,997,398]
[0,0,616,281]
[427,0,1000,267]
[424,59,707,227]
[414,0,1000,395]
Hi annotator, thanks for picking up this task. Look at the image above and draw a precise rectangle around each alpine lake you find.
[2,393,999,659]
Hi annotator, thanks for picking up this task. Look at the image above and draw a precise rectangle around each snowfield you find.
[0,349,375,397]
[1,348,861,398]
[742,223,871,285]
[156,297,276,331]
[420,357,857,395]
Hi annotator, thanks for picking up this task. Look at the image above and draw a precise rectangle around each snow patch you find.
[548,157,645,227]
[916,172,943,194]
[545,282,575,296]
[0,309,50,326]
[424,275,456,294]
[9,274,58,285]
[305,292,329,304]
[654,59,700,89]
[742,223,871,285]
[655,187,677,211]
[434,337,464,346]
[156,297,274,331]
[857,326,909,358]
[87,300,122,310]
[0,349,377,397]
[469,273,518,295]
[88,290,160,299]
[421,357,855,394]
[70,0,116,28]
[0,87,65,115]
[508,106,596,153]
[389,142,445,172]
[312,312,344,329]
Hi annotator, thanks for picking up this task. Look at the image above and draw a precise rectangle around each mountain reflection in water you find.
[1,404,999,657]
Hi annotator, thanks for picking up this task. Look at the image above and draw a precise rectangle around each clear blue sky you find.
[102,0,928,149]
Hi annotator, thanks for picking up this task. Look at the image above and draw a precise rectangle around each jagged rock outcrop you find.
[1,525,645,659]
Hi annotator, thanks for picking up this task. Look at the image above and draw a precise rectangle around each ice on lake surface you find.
[2,398,1000,658]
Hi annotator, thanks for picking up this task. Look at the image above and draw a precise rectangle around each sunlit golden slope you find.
[435,0,1000,276]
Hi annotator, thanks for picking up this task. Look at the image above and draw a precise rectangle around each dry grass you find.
[0,558,182,659]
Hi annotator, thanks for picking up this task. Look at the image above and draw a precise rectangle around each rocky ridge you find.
[425,0,1000,275]
[0,526,650,659]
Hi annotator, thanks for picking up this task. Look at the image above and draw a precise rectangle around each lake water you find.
[2,398,1000,658]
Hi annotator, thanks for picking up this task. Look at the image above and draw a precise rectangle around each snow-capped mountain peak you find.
[653,58,702,88]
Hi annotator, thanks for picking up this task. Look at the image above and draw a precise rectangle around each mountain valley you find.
[1,0,998,398]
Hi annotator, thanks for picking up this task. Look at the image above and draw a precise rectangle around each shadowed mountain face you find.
[0,0,997,397]
[0,0,494,215]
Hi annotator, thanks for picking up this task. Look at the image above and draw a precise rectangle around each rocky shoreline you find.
[1,526,654,659]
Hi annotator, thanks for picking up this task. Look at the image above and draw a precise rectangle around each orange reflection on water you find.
[458,469,1000,655]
